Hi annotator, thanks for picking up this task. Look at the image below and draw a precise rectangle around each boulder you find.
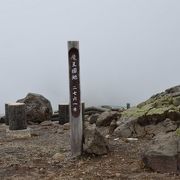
[89,114,99,124]
[114,123,133,138]
[96,111,119,127]
[83,124,109,155]
[0,116,5,123]
[17,93,53,124]
[114,85,180,138]
[142,132,179,173]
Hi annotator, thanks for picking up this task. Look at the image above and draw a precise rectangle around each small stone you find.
[57,128,64,134]
[105,134,110,139]
[40,121,53,126]
[39,168,45,174]
[31,130,40,136]
[131,166,139,172]
[115,173,121,178]
[52,153,65,162]
[126,138,138,141]
[63,123,70,130]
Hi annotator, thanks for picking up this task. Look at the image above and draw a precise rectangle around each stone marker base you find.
[6,128,31,138]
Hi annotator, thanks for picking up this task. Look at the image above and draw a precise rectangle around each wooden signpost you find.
[68,41,83,156]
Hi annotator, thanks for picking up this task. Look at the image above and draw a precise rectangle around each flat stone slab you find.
[6,128,31,138]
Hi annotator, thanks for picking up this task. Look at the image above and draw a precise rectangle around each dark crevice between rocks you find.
[177,140,180,172]
[137,109,180,127]
[166,128,178,134]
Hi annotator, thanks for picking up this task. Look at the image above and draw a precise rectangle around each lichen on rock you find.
[114,85,180,138]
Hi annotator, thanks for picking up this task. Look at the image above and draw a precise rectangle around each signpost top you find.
[68,41,79,50]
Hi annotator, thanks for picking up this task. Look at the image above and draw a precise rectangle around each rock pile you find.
[84,108,121,137]
[83,107,122,155]
[84,85,180,172]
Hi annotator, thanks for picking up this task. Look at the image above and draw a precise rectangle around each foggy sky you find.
[0,0,180,113]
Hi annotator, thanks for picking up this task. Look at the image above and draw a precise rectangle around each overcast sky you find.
[0,0,180,113]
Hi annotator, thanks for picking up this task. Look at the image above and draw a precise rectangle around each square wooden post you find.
[68,41,83,157]
[59,104,69,125]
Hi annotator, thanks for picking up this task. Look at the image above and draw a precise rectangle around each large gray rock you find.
[142,132,179,173]
[83,124,109,155]
[96,111,119,127]
[114,116,136,137]
[114,122,133,138]
[89,114,99,124]
[17,93,53,124]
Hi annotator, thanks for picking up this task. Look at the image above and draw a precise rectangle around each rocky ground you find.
[0,122,179,180]
[1,85,180,179]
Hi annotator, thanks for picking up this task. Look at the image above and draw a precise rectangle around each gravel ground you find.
[0,123,179,180]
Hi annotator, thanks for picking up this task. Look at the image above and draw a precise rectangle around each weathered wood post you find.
[126,103,130,109]
[5,103,9,125]
[8,103,27,130]
[68,41,83,156]
[59,104,69,125]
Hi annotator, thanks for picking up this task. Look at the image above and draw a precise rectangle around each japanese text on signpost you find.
[68,47,80,118]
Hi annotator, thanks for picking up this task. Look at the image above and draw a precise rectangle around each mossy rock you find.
[173,97,180,106]
[146,106,174,116]
[115,85,180,138]
[121,104,153,120]
[121,88,180,123]
[175,128,180,136]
